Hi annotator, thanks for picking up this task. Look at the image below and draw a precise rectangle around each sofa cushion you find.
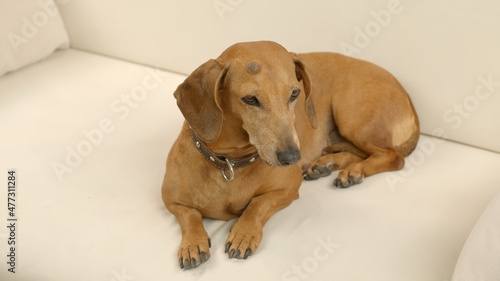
[1,49,500,281]
[452,190,500,281]
[0,0,69,77]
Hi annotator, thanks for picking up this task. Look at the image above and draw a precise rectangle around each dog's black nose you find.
[277,149,301,166]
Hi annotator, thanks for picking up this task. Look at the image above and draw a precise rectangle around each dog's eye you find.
[290,88,301,102]
[242,95,260,106]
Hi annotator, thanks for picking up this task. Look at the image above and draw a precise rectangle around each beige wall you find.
[58,0,500,153]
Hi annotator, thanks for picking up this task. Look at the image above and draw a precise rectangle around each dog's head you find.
[174,41,317,167]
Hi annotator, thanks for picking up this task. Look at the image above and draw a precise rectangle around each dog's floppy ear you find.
[291,53,318,129]
[174,59,228,142]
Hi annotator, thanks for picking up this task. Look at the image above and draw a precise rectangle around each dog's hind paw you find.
[302,163,333,181]
[333,169,364,188]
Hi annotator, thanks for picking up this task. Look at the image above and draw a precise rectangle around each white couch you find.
[1,1,499,280]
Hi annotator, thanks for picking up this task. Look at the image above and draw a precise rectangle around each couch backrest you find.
[57,0,500,153]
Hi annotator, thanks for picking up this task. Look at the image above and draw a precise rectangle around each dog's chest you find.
[189,176,256,220]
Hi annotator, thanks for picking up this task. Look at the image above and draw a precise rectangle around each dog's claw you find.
[208,238,212,248]
[303,171,320,181]
[181,258,197,269]
[317,165,333,177]
[235,250,242,259]
[334,178,353,188]
[348,176,354,185]
[244,248,252,259]
[179,253,208,269]
[178,237,211,269]
[226,246,252,259]
[225,222,262,261]
[333,178,343,188]
[303,164,333,181]
[333,174,363,188]
[200,251,209,263]
[226,241,252,259]
[303,167,321,180]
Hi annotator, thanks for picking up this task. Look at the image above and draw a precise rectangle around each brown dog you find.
[161,41,419,269]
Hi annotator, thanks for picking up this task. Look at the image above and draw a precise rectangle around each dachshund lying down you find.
[161,41,419,269]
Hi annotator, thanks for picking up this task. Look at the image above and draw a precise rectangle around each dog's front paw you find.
[178,236,211,269]
[333,167,364,188]
[225,221,262,260]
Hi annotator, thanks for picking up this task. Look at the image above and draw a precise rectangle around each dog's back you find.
[296,52,419,160]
